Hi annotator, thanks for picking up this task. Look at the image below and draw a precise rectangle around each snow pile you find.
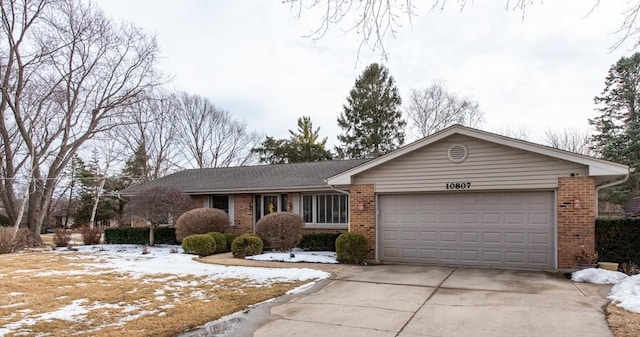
[609,274,640,313]
[571,268,640,314]
[246,249,338,264]
[571,268,628,285]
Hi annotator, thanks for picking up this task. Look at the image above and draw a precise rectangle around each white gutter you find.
[595,168,634,217]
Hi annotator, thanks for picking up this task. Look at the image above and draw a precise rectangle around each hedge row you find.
[298,232,341,251]
[104,227,177,245]
[596,218,640,265]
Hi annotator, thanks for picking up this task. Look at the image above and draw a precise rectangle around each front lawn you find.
[0,245,328,336]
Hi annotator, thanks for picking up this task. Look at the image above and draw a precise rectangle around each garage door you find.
[379,191,555,269]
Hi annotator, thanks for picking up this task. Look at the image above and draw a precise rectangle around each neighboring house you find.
[624,197,640,217]
[122,125,631,270]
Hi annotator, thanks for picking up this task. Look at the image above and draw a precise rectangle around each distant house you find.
[624,197,640,217]
[122,125,630,270]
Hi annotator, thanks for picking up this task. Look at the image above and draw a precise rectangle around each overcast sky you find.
[95,1,637,146]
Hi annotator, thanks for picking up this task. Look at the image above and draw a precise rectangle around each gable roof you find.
[121,159,370,196]
[327,125,630,185]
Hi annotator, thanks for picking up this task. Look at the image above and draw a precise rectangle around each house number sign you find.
[445,182,471,190]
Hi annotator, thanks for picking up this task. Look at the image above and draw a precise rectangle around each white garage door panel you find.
[379,192,555,269]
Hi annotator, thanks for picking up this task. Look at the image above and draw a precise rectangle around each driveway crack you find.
[394,267,456,337]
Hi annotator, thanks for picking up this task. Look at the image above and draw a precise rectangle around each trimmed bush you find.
[182,234,216,256]
[231,234,264,258]
[336,232,367,264]
[175,208,229,242]
[299,232,341,251]
[223,233,237,252]
[53,229,73,247]
[207,232,227,253]
[596,218,640,265]
[256,212,304,251]
[80,226,102,245]
[104,227,177,245]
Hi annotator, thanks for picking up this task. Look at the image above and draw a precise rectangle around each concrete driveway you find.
[229,265,613,337]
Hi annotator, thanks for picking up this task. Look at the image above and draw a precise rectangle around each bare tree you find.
[543,127,593,156]
[406,81,483,139]
[175,92,260,169]
[284,1,640,57]
[119,91,181,183]
[0,0,160,243]
[495,124,531,141]
[125,186,193,246]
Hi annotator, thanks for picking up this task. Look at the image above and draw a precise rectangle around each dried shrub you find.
[223,233,237,252]
[255,212,304,251]
[575,250,598,264]
[0,227,29,254]
[206,232,227,253]
[182,234,216,256]
[231,234,263,258]
[336,232,367,264]
[175,208,229,242]
[53,229,73,247]
[619,262,640,276]
[80,226,102,245]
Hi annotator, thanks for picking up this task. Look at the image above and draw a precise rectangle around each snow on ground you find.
[572,268,640,314]
[59,245,330,283]
[245,248,338,264]
[0,245,331,336]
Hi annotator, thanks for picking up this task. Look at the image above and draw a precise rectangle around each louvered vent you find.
[447,144,468,163]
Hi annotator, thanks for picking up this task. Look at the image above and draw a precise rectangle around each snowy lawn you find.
[0,245,329,337]
[245,248,338,264]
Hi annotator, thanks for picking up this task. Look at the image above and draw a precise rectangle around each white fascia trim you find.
[326,125,630,184]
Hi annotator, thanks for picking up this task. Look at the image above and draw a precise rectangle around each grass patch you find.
[0,250,305,336]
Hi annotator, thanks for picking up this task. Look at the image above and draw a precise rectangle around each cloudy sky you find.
[95,0,637,146]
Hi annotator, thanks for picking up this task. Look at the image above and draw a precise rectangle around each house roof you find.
[120,159,370,196]
[327,125,630,185]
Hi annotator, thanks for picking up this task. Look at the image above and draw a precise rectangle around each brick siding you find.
[557,176,596,269]
[348,184,376,259]
[231,194,254,235]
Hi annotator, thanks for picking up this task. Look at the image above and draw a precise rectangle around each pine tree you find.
[252,116,332,164]
[337,63,406,158]
[590,52,640,206]
[122,144,151,186]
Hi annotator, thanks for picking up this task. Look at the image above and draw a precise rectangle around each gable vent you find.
[447,144,468,163]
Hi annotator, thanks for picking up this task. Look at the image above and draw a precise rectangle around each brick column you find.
[349,184,376,259]
[557,177,596,268]
[232,194,254,235]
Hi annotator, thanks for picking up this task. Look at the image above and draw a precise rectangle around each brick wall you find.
[190,195,206,209]
[301,228,347,235]
[232,194,253,235]
[349,184,376,259]
[557,176,596,268]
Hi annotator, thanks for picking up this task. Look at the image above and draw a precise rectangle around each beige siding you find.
[354,134,588,192]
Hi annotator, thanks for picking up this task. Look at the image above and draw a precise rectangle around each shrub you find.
[336,232,367,264]
[182,234,216,256]
[255,212,304,251]
[299,232,342,251]
[104,227,177,245]
[223,233,237,252]
[0,214,10,227]
[53,229,73,247]
[596,218,640,265]
[175,208,229,242]
[207,232,227,253]
[0,227,29,254]
[80,226,102,245]
[231,234,264,258]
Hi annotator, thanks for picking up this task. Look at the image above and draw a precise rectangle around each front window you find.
[302,194,348,224]
[255,194,288,221]
[208,195,229,213]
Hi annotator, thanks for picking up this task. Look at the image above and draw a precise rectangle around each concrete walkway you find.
[232,265,613,337]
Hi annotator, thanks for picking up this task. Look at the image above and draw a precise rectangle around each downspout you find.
[330,185,350,232]
[595,168,634,217]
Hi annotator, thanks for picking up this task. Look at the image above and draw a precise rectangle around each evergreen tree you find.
[590,52,640,206]
[252,116,333,164]
[122,144,151,187]
[337,63,406,158]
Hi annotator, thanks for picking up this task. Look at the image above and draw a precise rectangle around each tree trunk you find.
[149,224,155,246]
